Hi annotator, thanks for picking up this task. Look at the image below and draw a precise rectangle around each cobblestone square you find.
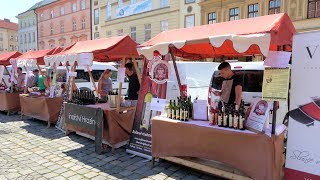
[0,113,222,180]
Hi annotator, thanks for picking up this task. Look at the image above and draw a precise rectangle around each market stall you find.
[0,51,22,114]
[133,13,296,180]
[44,36,140,152]
[12,48,63,126]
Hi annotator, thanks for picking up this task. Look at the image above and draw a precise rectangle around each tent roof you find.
[0,51,22,66]
[59,36,139,61]
[138,13,296,60]
[15,47,62,65]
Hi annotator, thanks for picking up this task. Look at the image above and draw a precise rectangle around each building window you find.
[81,19,86,29]
[185,14,195,28]
[160,20,169,32]
[10,35,14,41]
[94,9,99,25]
[229,7,240,21]
[308,0,320,18]
[9,45,14,51]
[60,7,65,15]
[24,34,27,44]
[28,34,31,43]
[208,12,216,24]
[32,33,35,42]
[144,24,151,41]
[72,21,77,31]
[94,32,100,39]
[0,33,2,41]
[131,0,136,4]
[269,0,281,14]
[0,44,3,51]
[185,0,195,4]
[15,36,18,42]
[117,29,123,36]
[72,3,77,12]
[106,31,112,37]
[50,44,54,49]
[248,3,259,18]
[50,26,54,35]
[60,43,65,48]
[160,0,169,8]
[50,10,54,18]
[20,35,22,44]
[106,1,112,20]
[94,0,98,6]
[61,23,64,33]
[130,27,136,41]
[81,0,86,10]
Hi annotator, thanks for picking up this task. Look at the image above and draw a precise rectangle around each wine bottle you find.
[141,82,153,130]
[228,105,234,128]
[176,98,180,120]
[184,101,189,121]
[167,100,172,119]
[188,96,193,119]
[218,107,223,127]
[234,110,239,129]
[171,100,176,119]
[180,102,184,121]
[223,106,229,127]
[239,102,245,130]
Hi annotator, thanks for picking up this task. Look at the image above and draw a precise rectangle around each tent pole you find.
[132,57,141,84]
[69,63,77,100]
[169,48,183,98]
[117,58,126,112]
[87,66,98,95]
[4,66,14,93]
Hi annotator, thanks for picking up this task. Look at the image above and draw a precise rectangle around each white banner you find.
[285,31,320,179]
[116,0,152,18]
[0,65,4,83]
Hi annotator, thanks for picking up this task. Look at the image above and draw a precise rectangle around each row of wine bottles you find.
[70,89,96,105]
[210,101,246,130]
[108,89,119,95]
[167,96,193,121]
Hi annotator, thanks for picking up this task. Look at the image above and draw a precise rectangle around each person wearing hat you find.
[98,69,113,101]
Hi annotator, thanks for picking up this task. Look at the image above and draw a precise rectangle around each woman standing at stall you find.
[98,69,113,101]
[38,69,49,92]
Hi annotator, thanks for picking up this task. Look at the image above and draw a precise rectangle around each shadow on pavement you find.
[63,134,224,180]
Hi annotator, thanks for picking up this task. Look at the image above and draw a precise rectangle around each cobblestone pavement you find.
[0,113,223,180]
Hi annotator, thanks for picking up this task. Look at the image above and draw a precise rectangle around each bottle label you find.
[176,109,180,119]
[223,115,228,126]
[239,117,244,129]
[171,110,175,119]
[229,115,233,127]
[167,109,171,119]
[180,109,184,121]
[184,110,188,120]
[218,114,222,126]
[234,115,239,129]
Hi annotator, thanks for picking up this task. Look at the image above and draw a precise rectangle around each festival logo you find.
[149,56,170,84]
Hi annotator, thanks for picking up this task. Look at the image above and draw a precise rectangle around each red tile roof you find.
[0,19,18,31]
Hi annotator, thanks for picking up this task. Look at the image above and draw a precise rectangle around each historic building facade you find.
[36,0,91,50]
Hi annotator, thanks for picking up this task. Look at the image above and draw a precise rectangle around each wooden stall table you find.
[20,94,63,127]
[65,103,136,152]
[152,117,285,180]
[0,92,21,115]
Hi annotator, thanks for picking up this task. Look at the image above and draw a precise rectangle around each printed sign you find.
[127,58,168,159]
[117,67,126,83]
[116,0,152,18]
[193,100,208,120]
[264,51,291,68]
[262,67,290,101]
[0,65,4,83]
[245,98,270,133]
[285,31,320,179]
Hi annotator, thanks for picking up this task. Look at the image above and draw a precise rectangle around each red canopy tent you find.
[138,13,296,60]
[0,51,22,66]
[45,36,139,66]
[14,47,62,66]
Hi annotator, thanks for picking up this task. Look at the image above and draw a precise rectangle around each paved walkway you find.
[0,113,222,180]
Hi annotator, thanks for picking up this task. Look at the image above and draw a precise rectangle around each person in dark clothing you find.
[214,62,243,110]
[122,62,140,106]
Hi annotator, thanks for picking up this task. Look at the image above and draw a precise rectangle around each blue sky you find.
[0,0,40,23]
